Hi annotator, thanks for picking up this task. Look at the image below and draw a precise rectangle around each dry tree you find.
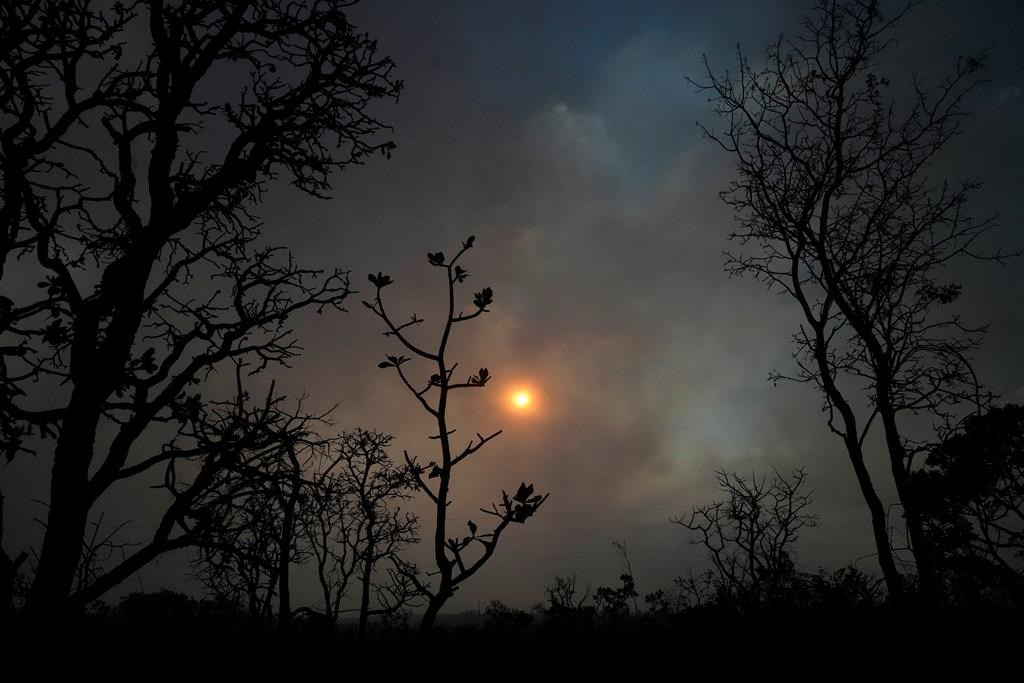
[365,237,549,633]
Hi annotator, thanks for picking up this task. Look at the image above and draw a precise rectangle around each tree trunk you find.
[418,403,455,636]
[0,494,27,625]
[358,520,374,639]
[28,253,154,620]
[418,593,445,636]
[277,467,302,638]
[878,406,938,603]
[276,522,292,637]
[26,404,100,619]
[809,317,905,600]
[843,434,904,601]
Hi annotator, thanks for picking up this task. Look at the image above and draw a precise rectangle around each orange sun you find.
[512,391,531,408]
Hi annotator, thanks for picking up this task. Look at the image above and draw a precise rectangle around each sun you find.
[509,390,532,411]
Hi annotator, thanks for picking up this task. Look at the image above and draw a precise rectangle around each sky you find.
[263,0,1024,610]
[5,0,1024,613]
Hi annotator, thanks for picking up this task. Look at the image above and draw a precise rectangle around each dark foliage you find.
[535,573,596,632]
[913,404,1024,605]
[482,600,533,635]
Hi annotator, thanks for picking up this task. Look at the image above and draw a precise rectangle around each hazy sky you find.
[6,0,1024,612]
[260,0,1023,610]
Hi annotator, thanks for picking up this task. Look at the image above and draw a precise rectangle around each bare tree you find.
[192,425,419,637]
[191,485,288,625]
[539,573,593,626]
[302,428,419,638]
[0,1,400,618]
[300,449,357,624]
[364,237,549,633]
[695,0,998,600]
[674,468,817,607]
[189,392,326,633]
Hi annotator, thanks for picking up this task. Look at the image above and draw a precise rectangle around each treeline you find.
[14,400,1020,643]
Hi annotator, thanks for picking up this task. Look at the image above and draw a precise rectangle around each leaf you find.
[172,393,204,423]
[454,265,468,283]
[138,347,157,374]
[473,287,493,309]
[368,272,393,289]
[513,482,534,503]
[42,320,66,346]
[378,361,391,369]
[514,506,535,523]
[427,252,446,266]
[463,235,476,249]
[385,355,410,367]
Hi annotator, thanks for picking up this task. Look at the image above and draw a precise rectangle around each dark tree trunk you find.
[276,513,293,637]
[277,461,302,638]
[809,319,905,600]
[844,434,904,600]
[358,520,374,639]
[0,495,27,625]
[26,401,101,619]
[879,404,938,603]
[418,407,455,636]
[0,551,25,625]
[27,257,152,619]
[418,594,445,636]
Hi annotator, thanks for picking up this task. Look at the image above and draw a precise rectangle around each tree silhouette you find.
[0,0,401,619]
[594,574,638,623]
[483,599,534,635]
[538,573,594,630]
[593,540,639,620]
[913,403,1024,602]
[695,0,999,600]
[188,391,326,632]
[191,425,419,637]
[365,237,549,633]
[674,468,817,609]
[303,428,419,638]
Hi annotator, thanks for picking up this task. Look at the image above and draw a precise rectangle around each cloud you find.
[998,85,1022,104]
[541,102,618,171]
